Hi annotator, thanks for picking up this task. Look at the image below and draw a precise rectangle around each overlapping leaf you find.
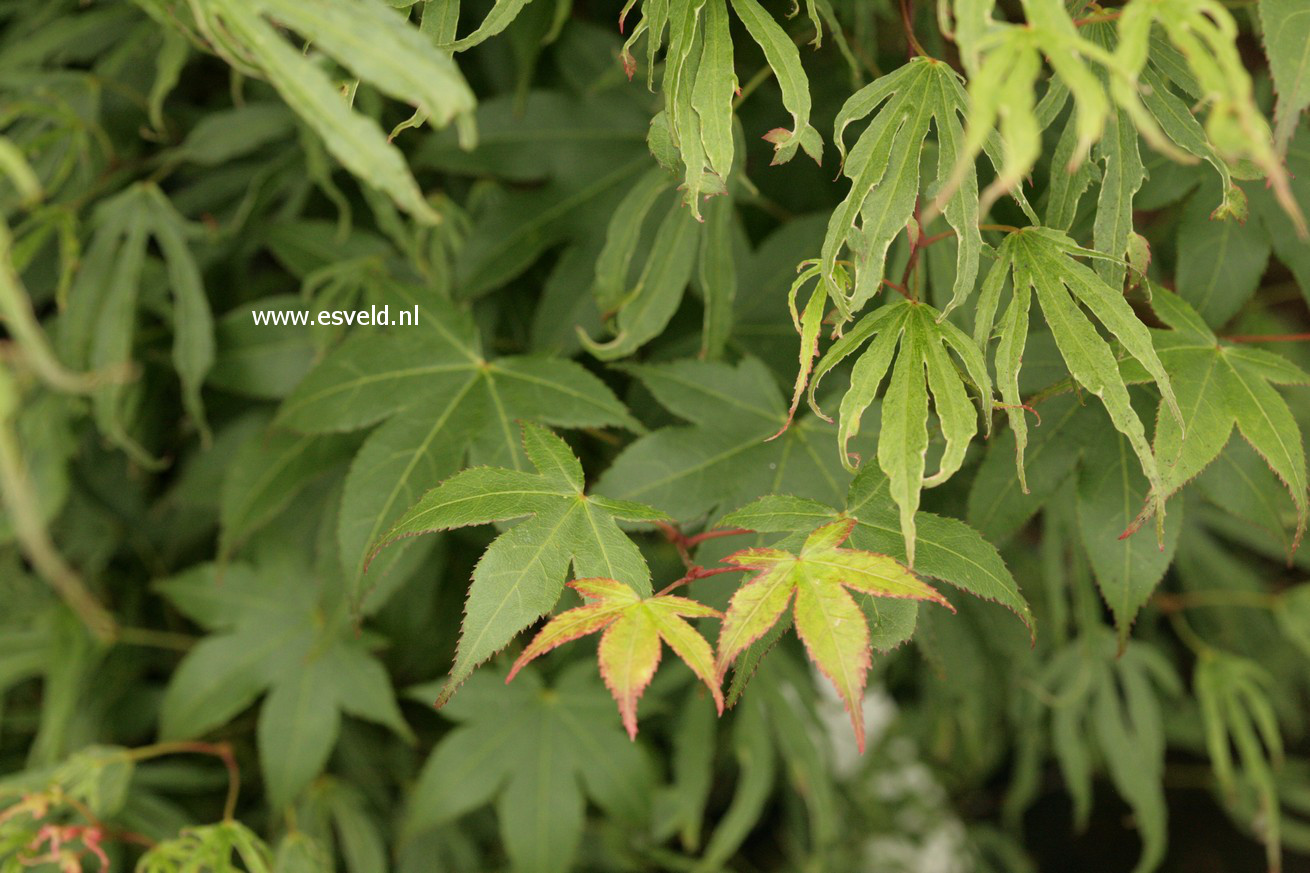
[621,0,822,201]
[276,284,638,588]
[788,298,993,567]
[404,664,652,873]
[595,357,850,522]
[156,558,410,811]
[974,227,1181,530]
[721,466,1033,634]
[1114,0,1303,231]
[715,518,949,750]
[183,0,476,223]
[1127,287,1308,546]
[372,423,668,705]
[508,576,723,738]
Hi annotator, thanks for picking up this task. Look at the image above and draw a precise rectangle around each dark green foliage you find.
[1,1,1309,871]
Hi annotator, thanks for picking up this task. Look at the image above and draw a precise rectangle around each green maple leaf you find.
[1130,286,1309,546]
[405,664,652,873]
[417,90,653,300]
[1027,630,1181,873]
[621,0,823,208]
[507,576,723,738]
[1260,0,1310,152]
[816,56,1036,320]
[595,357,850,522]
[1196,652,1286,872]
[372,422,668,705]
[715,518,951,751]
[155,555,410,811]
[976,227,1181,530]
[793,297,994,567]
[275,283,639,589]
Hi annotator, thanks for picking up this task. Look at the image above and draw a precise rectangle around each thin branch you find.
[1154,590,1281,613]
[919,229,956,248]
[115,626,196,651]
[898,0,927,58]
[881,278,914,300]
[0,415,116,642]
[656,565,741,597]
[685,527,752,548]
[129,741,240,821]
[1221,332,1310,344]
[658,522,752,569]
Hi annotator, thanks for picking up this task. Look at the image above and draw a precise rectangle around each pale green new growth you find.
[975,228,1180,535]
[803,300,993,567]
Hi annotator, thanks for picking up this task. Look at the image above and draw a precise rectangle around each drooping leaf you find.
[976,227,1180,530]
[1033,630,1180,873]
[816,58,1000,319]
[1196,652,1286,872]
[189,0,477,222]
[793,297,993,566]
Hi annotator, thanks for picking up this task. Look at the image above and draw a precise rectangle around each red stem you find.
[882,279,913,300]
[658,522,752,569]
[898,0,927,58]
[686,528,752,548]
[656,565,742,597]
[919,229,956,248]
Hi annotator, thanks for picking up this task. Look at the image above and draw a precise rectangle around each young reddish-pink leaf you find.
[598,610,662,739]
[506,603,625,682]
[715,520,952,750]
[646,603,725,713]
[792,578,872,752]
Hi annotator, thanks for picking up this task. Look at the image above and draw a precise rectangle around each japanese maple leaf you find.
[1127,286,1309,546]
[715,518,952,751]
[275,282,639,587]
[507,577,723,739]
[371,422,669,706]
